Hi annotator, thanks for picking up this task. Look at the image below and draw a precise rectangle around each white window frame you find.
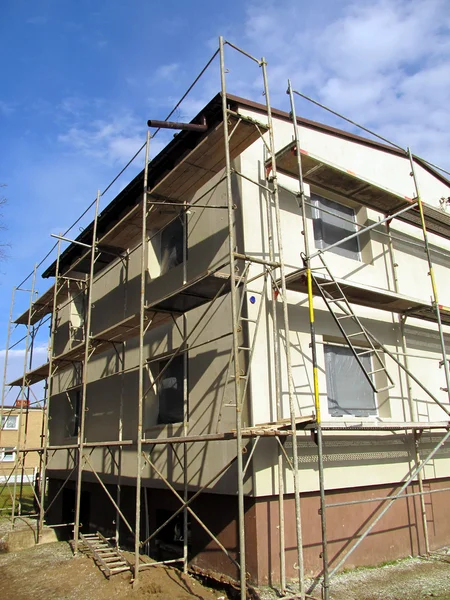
[1,415,18,430]
[311,193,361,261]
[0,447,16,462]
[323,343,378,419]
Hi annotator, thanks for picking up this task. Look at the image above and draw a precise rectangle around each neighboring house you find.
[8,92,450,587]
[0,406,43,484]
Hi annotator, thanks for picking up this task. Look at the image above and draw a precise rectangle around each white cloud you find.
[236,0,450,169]
[154,63,180,81]
[58,112,146,166]
[26,16,47,25]
[0,100,14,116]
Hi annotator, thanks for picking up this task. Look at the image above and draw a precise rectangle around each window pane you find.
[0,448,15,461]
[2,415,18,429]
[158,355,184,424]
[312,194,360,260]
[325,345,376,417]
[161,218,184,275]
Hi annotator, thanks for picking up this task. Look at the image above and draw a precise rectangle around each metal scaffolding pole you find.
[263,165,286,589]
[219,36,247,600]
[287,79,328,600]
[329,428,450,577]
[0,287,16,452]
[407,147,450,403]
[133,130,150,584]
[262,66,305,599]
[386,221,430,554]
[38,240,62,539]
[12,266,37,523]
[73,191,100,553]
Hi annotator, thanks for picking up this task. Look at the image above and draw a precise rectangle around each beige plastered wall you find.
[236,107,450,497]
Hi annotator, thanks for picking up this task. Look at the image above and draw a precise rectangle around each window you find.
[0,448,16,462]
[157,355,185,425]
[70,291,85,343]
[1,415,18,430]
[312,194,360,260]
[67,389,81,437]
[324,344,376,417]
[160,217,184,275]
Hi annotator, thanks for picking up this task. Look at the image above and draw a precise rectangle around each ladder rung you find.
[357,349,373,356]
[337,314,353,320]
[376,384,396,392]
[238,347,251,351]
[240,317,257,322]
[347,332,363,338]
[320,281,339,287]
[367,368,386,375]
[327,297,346,303]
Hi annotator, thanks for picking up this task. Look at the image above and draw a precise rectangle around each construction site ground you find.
[1,539,450,599]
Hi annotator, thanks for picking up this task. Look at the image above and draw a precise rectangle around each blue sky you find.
[1,0,449,399]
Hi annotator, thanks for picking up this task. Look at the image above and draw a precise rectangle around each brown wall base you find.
[254,478,450,586]
[46,477,450,587]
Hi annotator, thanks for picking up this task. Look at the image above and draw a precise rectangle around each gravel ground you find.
[259,552,450,600]
[1,539,450,599]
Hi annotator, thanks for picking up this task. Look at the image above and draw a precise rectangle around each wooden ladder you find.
[79,532,131,577]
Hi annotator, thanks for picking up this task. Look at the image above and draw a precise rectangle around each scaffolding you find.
[1,37,450,600]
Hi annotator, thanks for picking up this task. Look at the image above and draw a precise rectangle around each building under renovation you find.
[2,40,450,600]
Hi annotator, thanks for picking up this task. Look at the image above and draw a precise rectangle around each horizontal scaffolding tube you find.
[326,485,450,509]
[309,202,419,261]
[291,89,405,152]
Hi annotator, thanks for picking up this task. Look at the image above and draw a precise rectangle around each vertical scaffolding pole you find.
[134,130,150,584]
[263,129,287,590]
[408,148,450,401]
[0,287,16,450]
[182,207,189,573]
[288,80,329,600]
[12,266,37,522]
[386,222,430,554]
[38,240,62,539]
[73,191,101,552]
[263,64,305,599]
[219,36,246,600]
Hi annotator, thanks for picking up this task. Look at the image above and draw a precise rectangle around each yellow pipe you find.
[306,267,321,423]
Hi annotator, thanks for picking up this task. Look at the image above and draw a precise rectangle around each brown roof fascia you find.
[226,93,450,188]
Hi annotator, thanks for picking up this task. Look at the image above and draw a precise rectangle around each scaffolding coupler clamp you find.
[300,252,307,268]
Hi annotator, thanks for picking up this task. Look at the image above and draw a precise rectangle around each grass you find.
[0,484,36,516]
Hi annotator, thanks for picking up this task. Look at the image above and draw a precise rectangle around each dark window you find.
[324,344,376,417]
[160,217,184,275]
[312,194,360,260]
[157,355,185,425]
[71,390,81,437]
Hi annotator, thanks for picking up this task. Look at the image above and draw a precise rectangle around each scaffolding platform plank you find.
[9,269,237,385]
[284,269,450,326]
[63,113,267,274]
[52,270,238,366]
[313,421,450,431]
[270,141,450,240]
[14,280,84,326]
[7,362,50,387]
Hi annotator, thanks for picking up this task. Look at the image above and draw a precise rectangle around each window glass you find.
[1,415,18,430]
[325,344,376,417]
[312,194,360,260]
[70,291,85,343]
[160,217,184,275]
[157,355,185,425]
[66,390,81,437]
[0,447,16,462]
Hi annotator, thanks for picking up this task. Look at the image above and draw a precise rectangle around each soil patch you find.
[0,541,228,600]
